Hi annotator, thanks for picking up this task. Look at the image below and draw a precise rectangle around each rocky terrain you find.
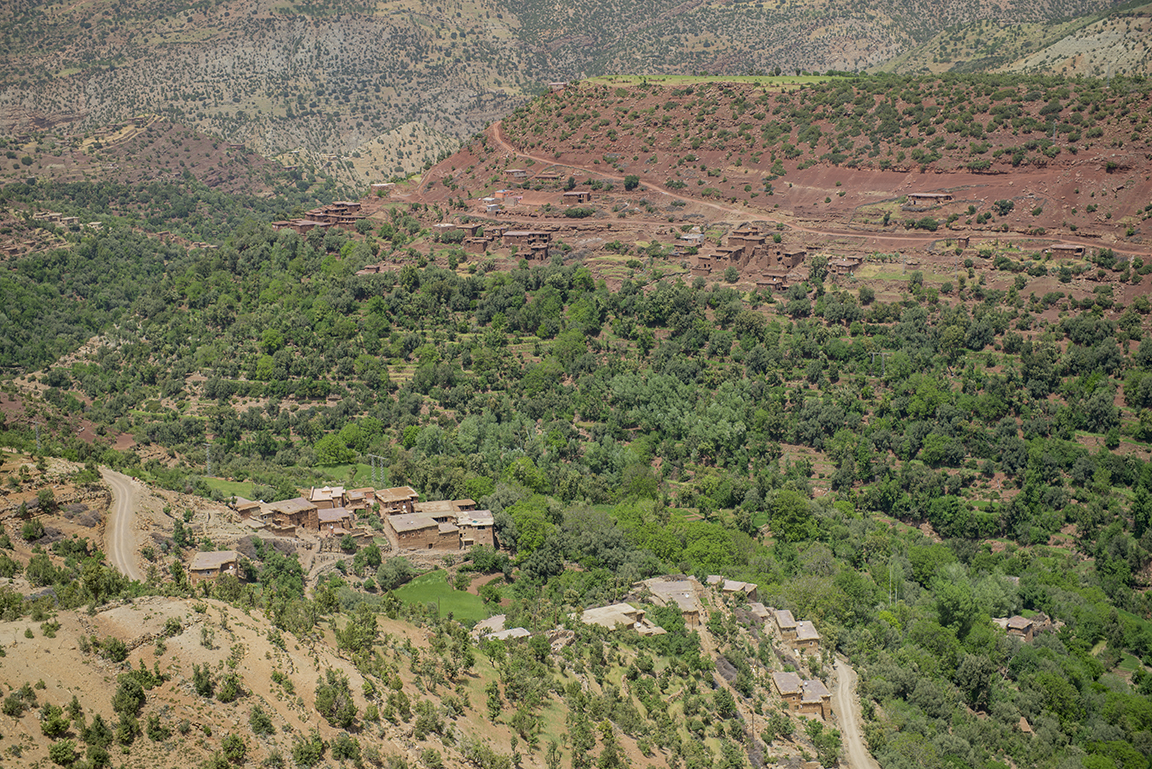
[1,0,1146,178]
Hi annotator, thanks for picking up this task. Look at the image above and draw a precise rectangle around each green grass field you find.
[203,477,254,498]
[392,570,490,624]
[584,75,838,88]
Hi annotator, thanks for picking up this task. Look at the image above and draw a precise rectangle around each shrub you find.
[250,705,275,735]
[564,206,595,218]
[292,731,326,768]
[221,733,247,765]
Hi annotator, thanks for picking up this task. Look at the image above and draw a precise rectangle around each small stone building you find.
[189,550,240,584]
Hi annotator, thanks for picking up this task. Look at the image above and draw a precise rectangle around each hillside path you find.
[833,657,880,769]
[101,468,145,582]
[487,121,1152,257]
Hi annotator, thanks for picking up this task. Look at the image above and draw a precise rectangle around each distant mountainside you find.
[877,1,1152,76]
[0,0,1136,180]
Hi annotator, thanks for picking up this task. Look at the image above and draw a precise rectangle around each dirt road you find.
[100,469,145,582]
[833,657,880,769]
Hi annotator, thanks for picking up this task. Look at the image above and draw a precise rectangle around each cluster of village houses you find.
[187,484,495,583]
[474,575,835,719]
[272,200,368,235]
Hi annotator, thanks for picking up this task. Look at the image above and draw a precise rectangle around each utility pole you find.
[205,442,212,477]
[871,351,891,376]
[34,423,41,453]
[366,454,387,488]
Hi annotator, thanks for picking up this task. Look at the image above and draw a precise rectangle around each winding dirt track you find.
[834,657,880,769]
[100,468,145,582]
[485,121,1152,258]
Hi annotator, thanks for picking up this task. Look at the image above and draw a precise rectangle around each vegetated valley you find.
[2,68,1152,769]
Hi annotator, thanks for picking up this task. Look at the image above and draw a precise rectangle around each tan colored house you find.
[231,497,261,518]
[189,550,240,584]
[562,190,592,204]
[265,497,319,531]
[377,487,419,516]
[319,507,354,535]
[388,513,458,550]
[721,579,758,601]
[458,509,496,549]
[309,486,346,510]
[772,672,832,718]
[1006,615,1035,642]
[794,620,821,652]
[908,192,953,204]
[503,230,552,247]
[579,603,665,636]
[829,258,861,277]
[639,577,702,626]
[1047,244,1086,258]
[505,169,528,179]
[774,609,798,640]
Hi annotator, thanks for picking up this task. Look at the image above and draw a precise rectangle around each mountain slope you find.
[0,0,1131,178]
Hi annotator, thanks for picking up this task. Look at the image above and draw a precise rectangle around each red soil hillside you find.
[416,77,1152,255]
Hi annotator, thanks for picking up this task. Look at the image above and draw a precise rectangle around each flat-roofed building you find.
[775,609,798,640]
[319,507,354,534]
[189,550,240,584]
[377,486,419,516]
[794,620,821,652]
[265,497,319,531]
[639,577,702,626]
[458,509,495,549]
[579,603,665,636]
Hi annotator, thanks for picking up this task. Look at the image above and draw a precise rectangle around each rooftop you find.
[266,497,316,515]
[772,671,803,695]
[319,508,353,523]
[189,550,239,572]
[802,679,831,703]
[390,513,439,533]
[775,609,797,628]
[796,620,820,642]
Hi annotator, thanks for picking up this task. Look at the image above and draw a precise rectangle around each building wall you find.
[798,699,830,719]
[461,524,494,548]
[396,527,441,549]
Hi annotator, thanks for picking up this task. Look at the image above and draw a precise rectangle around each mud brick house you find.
[271,219,331,235]
[534,171,562,182]
[413,499,477,517]
[231,497,261,518]
[388,513,459,550]
[309,486,347,509]
[464,238,489,254]
[319,508,354,535]
[376,486,419,516]
[720,579,758,601]
[772,672,832,718]
[829,257,861,277]
[1047,244,1086,258]
[502,230,552,247]
[265,497,319,532]
[690,253,715,276]
[908,192,953,205]
[188,550,240,584]
[756,270,791,290]
[505,169,528,179]
[457,509,495,548]
[774,609,798,640]
[638,577,702,626]
[794,620,821,652]
[580,603,665,636]
[563,190,592,204]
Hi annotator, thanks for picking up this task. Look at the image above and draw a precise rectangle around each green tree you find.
[623,175,640,191]
[770,490,816,542]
